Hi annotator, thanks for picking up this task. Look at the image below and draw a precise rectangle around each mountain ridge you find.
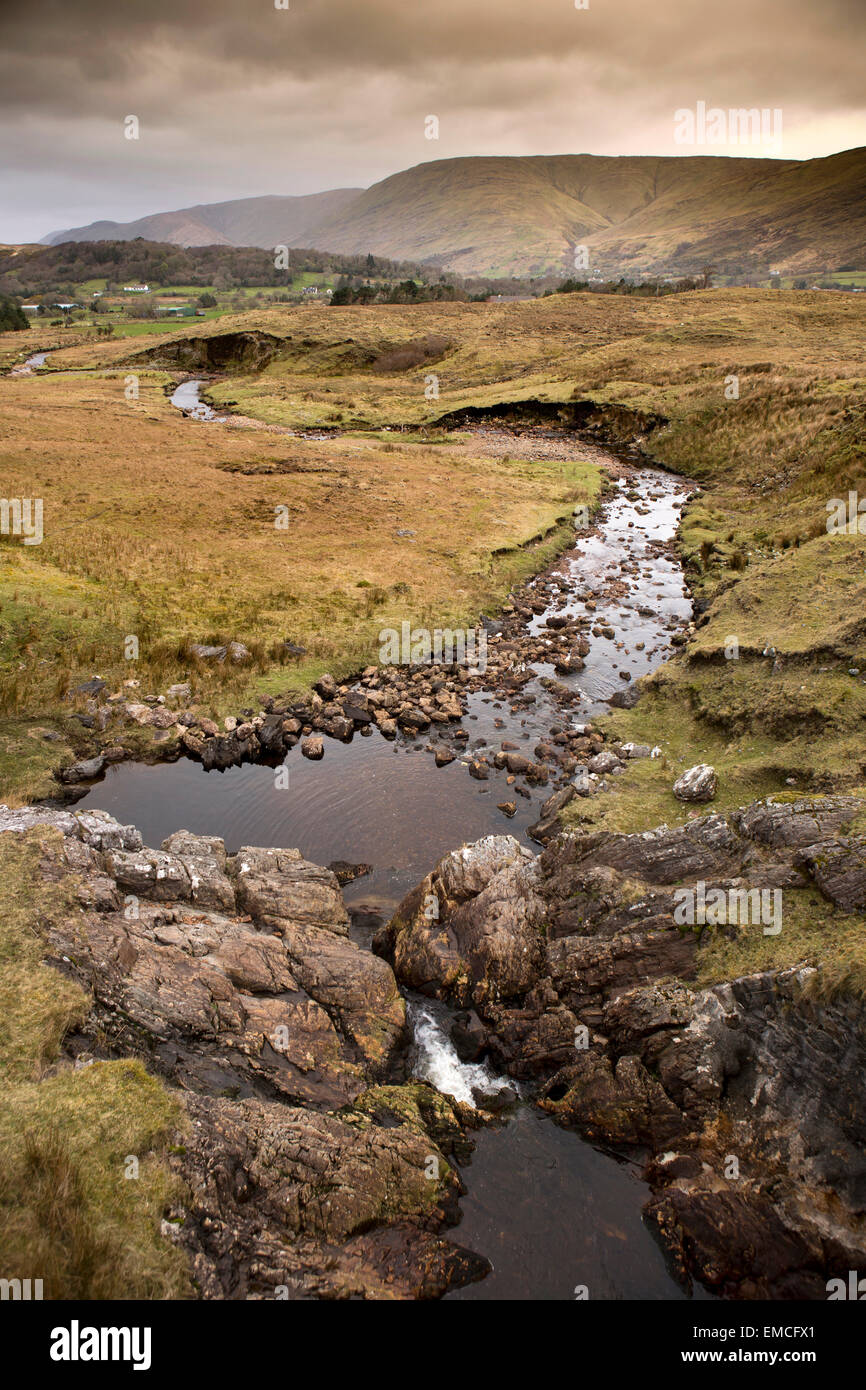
[44,148,866,278]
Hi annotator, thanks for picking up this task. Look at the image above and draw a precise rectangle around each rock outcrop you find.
[378,795,866,1297]
[0,805,489,1299]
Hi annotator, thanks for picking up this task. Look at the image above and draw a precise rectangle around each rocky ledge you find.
[0,805,491,1299]
[375,794,866,1298]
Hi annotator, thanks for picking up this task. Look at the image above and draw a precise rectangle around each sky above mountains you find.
[1,0,864,243]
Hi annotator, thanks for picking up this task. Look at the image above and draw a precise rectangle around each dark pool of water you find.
[81,735,548,913]
[446,1106,698,1301]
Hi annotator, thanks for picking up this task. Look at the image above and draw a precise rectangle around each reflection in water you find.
[169,379,226,421]
[80,740,540,914]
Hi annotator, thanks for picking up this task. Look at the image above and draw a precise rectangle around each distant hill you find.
[44,189,363,252]
[44,148,866,279]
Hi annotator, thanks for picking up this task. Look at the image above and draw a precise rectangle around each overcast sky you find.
[1,0,863,242]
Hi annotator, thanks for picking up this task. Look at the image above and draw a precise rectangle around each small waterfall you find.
[407,1000,512,1108]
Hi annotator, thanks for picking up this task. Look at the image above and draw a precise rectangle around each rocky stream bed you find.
[12,413,866,1299]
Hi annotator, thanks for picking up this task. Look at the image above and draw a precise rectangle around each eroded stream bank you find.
[70,437,700,1299]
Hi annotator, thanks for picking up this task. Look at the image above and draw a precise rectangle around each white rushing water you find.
[408,1001,512,1108]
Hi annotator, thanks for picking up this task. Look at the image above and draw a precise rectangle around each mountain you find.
[44,188,363,252]
[44,148,866,278]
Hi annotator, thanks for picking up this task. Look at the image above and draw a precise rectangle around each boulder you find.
[189,644,227,662]
[672,764,717,802]
[58,754,105,783]
[228,846,349,936]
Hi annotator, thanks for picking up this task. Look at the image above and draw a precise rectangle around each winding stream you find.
[9,350,48,376]
[169,378,227,421]
[74,402,699,1299]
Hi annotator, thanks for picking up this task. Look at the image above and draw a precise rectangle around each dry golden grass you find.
[0,359,597,798]
[1,287,863,810]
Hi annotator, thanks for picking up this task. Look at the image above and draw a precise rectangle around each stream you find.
[75,399,701,1300]
[9,350,48,376]
[169,378,227,421]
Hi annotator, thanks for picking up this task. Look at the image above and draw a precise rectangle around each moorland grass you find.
[0,827,189,1299]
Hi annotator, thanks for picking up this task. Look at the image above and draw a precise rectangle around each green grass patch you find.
[0,827,190,1298]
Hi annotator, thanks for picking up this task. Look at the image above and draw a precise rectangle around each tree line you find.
[0,240,429,298]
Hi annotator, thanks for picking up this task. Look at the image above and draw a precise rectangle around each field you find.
[0,286,864,819]
[0,340,597,801]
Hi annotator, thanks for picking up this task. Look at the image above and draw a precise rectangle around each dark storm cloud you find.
[0,0,863,241]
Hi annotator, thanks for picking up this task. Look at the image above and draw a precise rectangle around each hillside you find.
[44,188,362,252]
[44,148,866,279]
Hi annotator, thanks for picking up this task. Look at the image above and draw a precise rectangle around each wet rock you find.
[644,1189,828,1300]
[328,861,372,886]
[528,785,576,843]
[2,812,498,1298]
[313,674,338,700]
[383,844,545,1010]
[342,691,374,726]
[323,715,354,742]
[607,684,642,709]
[672,764,717,802]
[282,925,406,1074]
[451,1010,488,1061]
[434,748,455,767]
[540,1052,684,1148]
[175,1090,484,1299]
[301,735,324,760]
[554,651,585,674]
[475,1085,518,1113]
[399,708,431,732]
[257,712,288,754]
[497,801,517,818]
[58,754,105,783]
[184,726,261,771]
